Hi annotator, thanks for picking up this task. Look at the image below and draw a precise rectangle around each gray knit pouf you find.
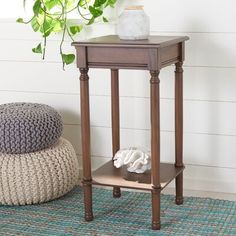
[0,138,79,205]
[0,102,63,154]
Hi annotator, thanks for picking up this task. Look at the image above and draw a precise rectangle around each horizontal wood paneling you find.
[2,90,236,136]
[3,0,236,34]
[2,61,236,102]
[0,2,27,19]
[0,40,74,63]
[0,20,115,41]
[153,32,236,68]
[118,0,236,33]
[1,22,236,68]
[63,125,236,169]
[0,91,80,125]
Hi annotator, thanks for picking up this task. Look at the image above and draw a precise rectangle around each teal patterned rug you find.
[0,187,235,235]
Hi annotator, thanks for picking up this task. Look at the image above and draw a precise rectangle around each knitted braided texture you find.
[0,103,63,154]
[0,138,79,205]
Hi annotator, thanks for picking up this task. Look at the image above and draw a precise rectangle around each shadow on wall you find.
[59,108,81,155]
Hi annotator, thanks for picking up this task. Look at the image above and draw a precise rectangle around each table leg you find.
[80,68,93,221]
[151,188,161,230]
[150,70,161,230]
[175,62,184,205]
[111,69,121,198]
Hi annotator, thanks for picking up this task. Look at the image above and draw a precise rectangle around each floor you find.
[163,187,236,201]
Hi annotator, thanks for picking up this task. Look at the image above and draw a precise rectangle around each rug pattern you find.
[0,187,235,235]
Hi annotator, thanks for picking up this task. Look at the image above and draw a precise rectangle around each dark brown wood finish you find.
[111,69,121,198]
[73,35,189,48]
[150,70,161,229]
[92,161,184,190]
[150,71,161,187]
[175,61,184,205]
[72,35,189,70]
[79,68,93,221]
[152,188,161,230]
[73,35,189,230]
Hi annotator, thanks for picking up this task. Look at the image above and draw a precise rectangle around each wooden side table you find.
[72,35,189,230]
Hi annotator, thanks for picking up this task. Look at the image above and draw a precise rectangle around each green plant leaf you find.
[61,54,75,65]
[41,18,54,37]
[44,0,60,10]
[17,0,117,69]
[31,17,41,31]
[106,0,116,7]
[94,0,106,7]
[89,6,103,17]
[16,18,24,23]
[32,43,42,53]
[53,21,63,32]
[102,16,108,22]
[79,0,88,8]
[69,25,83,35]
[33,0,41,15]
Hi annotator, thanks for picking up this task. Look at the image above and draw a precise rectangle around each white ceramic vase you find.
[117,6,150,40]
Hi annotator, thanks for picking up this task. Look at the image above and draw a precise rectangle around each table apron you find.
[82,44,181,70]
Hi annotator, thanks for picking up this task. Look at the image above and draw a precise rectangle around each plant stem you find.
[60,19,67,56]
[60,1,67,70]
[77,5,90,20]
[22,16,35,24]
[42,9,47,59]
[66,27,75,42]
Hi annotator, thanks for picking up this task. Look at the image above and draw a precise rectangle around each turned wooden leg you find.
[80,68,93,221]
[175,173,183,205]
[111,69,121,198]
[150,70,161,230]
[152,188,161,230]
[175,62,184,205]
[83,180,93,221]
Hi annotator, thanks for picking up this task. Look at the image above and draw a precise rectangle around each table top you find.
[72,35,189,48]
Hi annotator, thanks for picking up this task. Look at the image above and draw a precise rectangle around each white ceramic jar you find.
[117,6,150,40]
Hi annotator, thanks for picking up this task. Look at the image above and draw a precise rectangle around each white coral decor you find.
[113,147,151,173]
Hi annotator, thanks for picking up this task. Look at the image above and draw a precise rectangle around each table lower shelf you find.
[92,160,184,191]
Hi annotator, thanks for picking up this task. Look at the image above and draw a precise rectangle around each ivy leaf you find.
[89,6,103,18]
[79,0,87,8]
[53,21,63,32]
[33,0,41,15]
[61,54,75,65]
[44,0,61,10]
[31,17,41,32]
[94,0,106,7]
[69,25,83,35]
[16,18,24,23]
[106,0,116,7]
[102,16,108,22]
[41,18,54,37]
[32,43,42,54]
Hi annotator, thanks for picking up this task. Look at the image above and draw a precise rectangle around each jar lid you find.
[125,5,144,10]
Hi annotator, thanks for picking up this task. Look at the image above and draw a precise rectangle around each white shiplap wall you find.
[1,0,236,194]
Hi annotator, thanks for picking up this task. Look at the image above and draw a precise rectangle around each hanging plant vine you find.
[17,0,117,69]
